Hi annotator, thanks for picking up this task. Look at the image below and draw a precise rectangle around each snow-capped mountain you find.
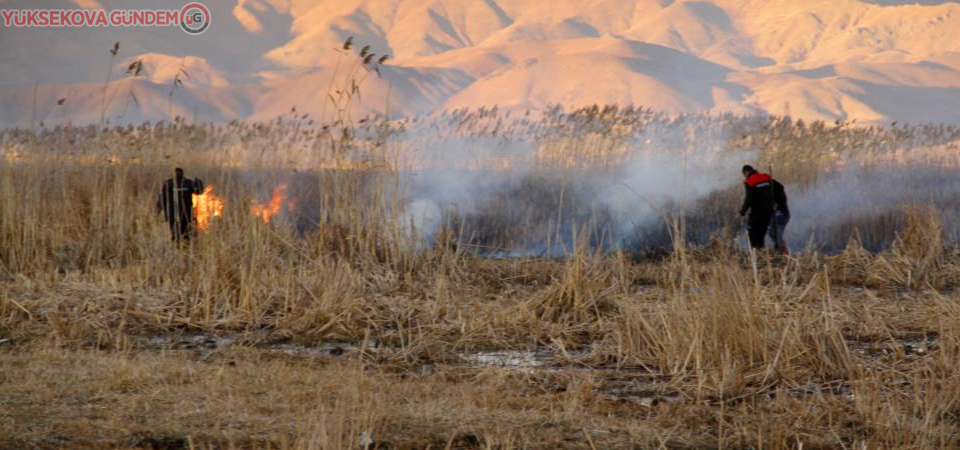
[2,0,960,126]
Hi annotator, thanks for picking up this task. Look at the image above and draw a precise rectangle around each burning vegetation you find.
[251,183,294,224]
[191,185,223,231]
[190,183,295,231]
[5,34,960,449]
[4,113,960,449]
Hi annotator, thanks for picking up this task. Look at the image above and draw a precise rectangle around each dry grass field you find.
[2,110,960,450]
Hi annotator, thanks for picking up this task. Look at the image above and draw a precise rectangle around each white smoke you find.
[393,119,755,253]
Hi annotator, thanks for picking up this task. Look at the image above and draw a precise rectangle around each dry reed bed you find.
[3,214,960,448]
[2,119,960,449]
[2,277,959,450]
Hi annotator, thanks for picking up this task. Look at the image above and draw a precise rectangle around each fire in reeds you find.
[191,183,294,231]
[192,185,224,231]
[251,183,294,224]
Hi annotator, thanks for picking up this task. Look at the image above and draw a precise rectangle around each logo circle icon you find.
[180,3,210,35]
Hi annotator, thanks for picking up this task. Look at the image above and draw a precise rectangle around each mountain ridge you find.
[2,0,960,126]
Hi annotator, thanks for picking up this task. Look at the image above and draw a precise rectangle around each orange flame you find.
[251,183,293,223]
[192,185,224,231]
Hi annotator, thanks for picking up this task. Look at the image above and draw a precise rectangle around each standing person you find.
[738,165,775,250]
[157,168,204,241]
[769,177,790,255]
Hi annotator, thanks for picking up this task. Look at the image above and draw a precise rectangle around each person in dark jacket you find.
[769,178,790,254]
[739,165,775,249]
[157,168,204,241]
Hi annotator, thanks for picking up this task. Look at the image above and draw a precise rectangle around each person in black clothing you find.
[157,168,204,241]
[738,165,775,249]
[769,177,790,255]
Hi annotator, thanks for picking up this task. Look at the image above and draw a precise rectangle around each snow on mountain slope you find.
[0,78,251,127]
[118,54,231,88]
[248,64,473,121]
[2,0,960,126]
[0,0,290,85]
[441,38,749,113]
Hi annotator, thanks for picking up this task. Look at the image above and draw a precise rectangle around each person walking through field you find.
[769,174,790,255]
[738,165,775,250]
[157,168,204,241]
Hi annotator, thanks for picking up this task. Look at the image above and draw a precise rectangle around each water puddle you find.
[132,332,375,358]
[847,334,938,358]
[461,350,553,368]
